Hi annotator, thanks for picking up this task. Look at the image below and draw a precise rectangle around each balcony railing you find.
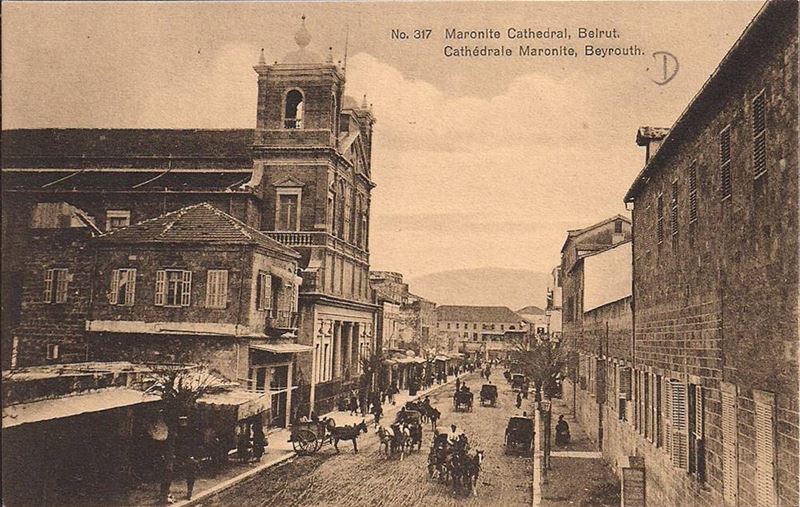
[266,310,299,330]
[264,230,368,258]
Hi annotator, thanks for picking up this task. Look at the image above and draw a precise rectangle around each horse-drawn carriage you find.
[453,390,474,412]
[428,432,484,496]
[511,373,527,392]
[291,417,368,455]
[479,384,498,407]
[504,416,534,455]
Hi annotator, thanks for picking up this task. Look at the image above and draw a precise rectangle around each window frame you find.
[283,88,305,129]
[205,269,229,309]
[44,268,69,304]
[720,125,732,200]
[752,89,767,180]
[106,210,131,231]
[256,271,272,311]
[155,269,192,307]
[276,188,302,232]
[110,268,137,306]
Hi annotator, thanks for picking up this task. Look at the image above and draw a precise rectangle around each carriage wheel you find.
[292,429,317,455]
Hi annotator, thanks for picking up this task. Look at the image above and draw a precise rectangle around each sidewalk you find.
[536,396,620,507]
[121,371,472,507]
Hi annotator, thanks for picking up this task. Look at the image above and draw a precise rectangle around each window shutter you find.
[670,381,689,469]
[110,270,120,304]
[181,271,192,306]
[695,385,705,439]
[721,386,738,505]
[752,91,767,178]
[44,269,54,302]
[55,269,69,303]
[664,378,673,456]
[206,270,216,307]
[126,269,137,305]
[264,274,273,310]
[155,270,166,306]
[754,391,776,507]
[720,127,732,199]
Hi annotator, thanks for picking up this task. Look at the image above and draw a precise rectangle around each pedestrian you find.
[252,423,266,461]
[455,377,461,393]
[372,397,383,425]
[348,390,358,416]
[555,415,571,446]
[516,391,523,409]
[158,447,175,504]
[181,455,199,501]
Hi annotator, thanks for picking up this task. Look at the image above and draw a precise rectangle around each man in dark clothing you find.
[516,392,523,409]
[252,424,266,461]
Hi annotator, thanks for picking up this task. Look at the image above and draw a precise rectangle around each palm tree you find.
[510,336,565,400]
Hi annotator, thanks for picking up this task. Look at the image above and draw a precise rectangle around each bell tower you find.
[253,15,345,148]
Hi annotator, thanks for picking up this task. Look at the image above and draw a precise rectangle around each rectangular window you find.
[689,384,706,482]
[46,343,59,360]
[256,271,272,311]
[754,390,776,507]
[655,375,663,447]
[278,193,300,231]
[614,219,623,234]
[752,90,767,179]
[721,383,739,505]
[155,269,191,307]
[720,127,732,199]
[670,181,679,239]
[44,268,69,303]
[206,269,229,309]
[689,162,698,225]
[110,268,137,306]
[657,194,665,245]
[106,210,131,231]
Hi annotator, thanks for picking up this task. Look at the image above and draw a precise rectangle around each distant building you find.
[518,305,548,336]
[546,266,563,340]
[370,271,409,352]
[435,305,528,359]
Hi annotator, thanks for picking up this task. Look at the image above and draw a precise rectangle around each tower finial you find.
[361,94,368,109]
[258,48,266,65]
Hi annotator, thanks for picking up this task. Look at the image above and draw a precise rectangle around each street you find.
[204,372,533,507]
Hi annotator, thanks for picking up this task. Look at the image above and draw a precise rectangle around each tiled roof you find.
[97,202,299,258]
[435,305,524,323]
[1,129,255,161]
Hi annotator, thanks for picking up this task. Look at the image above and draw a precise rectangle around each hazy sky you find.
[2,1,763,279]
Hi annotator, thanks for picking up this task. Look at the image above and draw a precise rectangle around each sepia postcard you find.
[1,1,797,506]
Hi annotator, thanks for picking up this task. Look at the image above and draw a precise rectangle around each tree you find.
[510,336,566,400]
[360,350,388,393]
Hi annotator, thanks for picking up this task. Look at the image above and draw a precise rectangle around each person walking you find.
[181,455,199,501]
[516,391,523,409]
[252,423,266,462]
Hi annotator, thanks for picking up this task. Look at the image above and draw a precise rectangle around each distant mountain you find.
[408,268,549,310]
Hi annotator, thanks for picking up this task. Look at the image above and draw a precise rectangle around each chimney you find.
[636,126,670,164]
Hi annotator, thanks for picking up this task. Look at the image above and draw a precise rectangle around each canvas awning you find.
[2,388,161,429]
[198,389,271,421]
[250,341,312,354]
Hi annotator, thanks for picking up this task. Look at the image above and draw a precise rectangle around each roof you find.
[624,0,796,202]
[1,128,254,162]
[97,202,299,258]
[517,306,545,315]
[3,388,160,429]
[560,214,630,253]
[435,305,524,323]
[635,126,670,146]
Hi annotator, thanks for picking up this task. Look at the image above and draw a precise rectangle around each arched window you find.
[284,90,304,129]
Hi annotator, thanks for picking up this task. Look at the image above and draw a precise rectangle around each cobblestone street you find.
[203,372,533,507]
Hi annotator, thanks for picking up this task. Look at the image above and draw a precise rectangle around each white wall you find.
[583,242,632,312]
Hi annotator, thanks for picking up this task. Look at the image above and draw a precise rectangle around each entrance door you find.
[270,365,289,428]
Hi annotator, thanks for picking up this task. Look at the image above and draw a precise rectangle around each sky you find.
[2,1,763,280]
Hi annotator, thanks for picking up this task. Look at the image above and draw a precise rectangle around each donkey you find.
[330,419,368,454]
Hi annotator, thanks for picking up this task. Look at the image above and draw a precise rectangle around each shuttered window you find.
[752,90,767,179]
[155,269,191,307]
[670,180,679,239]
[44,268,69,303]
[657,194,665,244]
[689,384,706,482]
[655,375,663,447]
[754,390,776,507]
[110,268,137,306]
[257,271,272,311]
[670,380,689,469]
[664,378,673,457]
[688,162,698,224]
[205,269,228,309]
[721,383,739,506]
[720,126,732,199]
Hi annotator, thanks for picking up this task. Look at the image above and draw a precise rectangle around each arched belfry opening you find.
[284,90,304,129]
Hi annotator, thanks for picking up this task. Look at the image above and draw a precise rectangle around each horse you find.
[463,450,485,496]
[330,419,368,453]
[375,425,392,455]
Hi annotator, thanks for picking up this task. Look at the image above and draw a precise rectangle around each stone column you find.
[285,363,293,427]
[352,323,360,373]
[333,321,341,378]
[345,322,353,378]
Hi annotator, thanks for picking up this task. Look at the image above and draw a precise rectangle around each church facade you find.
[0,17,378,417]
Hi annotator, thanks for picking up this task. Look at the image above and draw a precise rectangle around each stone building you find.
[370,271,409,352]
[620,3,798,506]
[546,266,563,341]
[1,16,379,416]
[435,305,528,359]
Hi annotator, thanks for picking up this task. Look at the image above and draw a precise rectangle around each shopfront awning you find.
[198,389,271,421]
[3,388,161,429]
[250,341,313,354]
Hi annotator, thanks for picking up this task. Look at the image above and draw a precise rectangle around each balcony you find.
[264,231,369,262]
[266,310,299,331]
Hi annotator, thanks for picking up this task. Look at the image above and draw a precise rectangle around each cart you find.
[511,373,526,392]
[480,384,498,407]
[505,416,534,455]
[454,390,473,412]
[291,418,336,455]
